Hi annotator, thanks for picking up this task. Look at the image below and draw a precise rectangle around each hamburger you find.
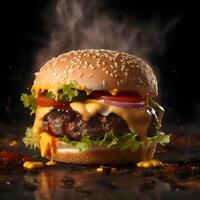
[21,49,170,165]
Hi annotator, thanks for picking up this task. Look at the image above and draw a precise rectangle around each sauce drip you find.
[136,159,163,168]
[23,161,44,169]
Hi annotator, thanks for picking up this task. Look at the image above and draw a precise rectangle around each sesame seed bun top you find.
[32,49,158,98]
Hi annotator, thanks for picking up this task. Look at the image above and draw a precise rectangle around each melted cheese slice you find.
[40,132,54,157]
[70,99,151,139]
[32,99,152,161]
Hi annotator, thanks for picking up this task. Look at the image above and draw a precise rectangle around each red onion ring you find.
[102,99,145,108]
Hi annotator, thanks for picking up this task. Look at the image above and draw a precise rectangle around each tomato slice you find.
[89,91,144,103]
[36,95,69,108]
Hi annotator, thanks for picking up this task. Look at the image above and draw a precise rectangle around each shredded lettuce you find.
[20,93,36,115]
[23,127,40,149]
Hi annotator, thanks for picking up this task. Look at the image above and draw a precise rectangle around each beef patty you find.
[43,108,157,140]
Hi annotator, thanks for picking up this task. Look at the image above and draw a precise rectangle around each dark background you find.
[0,0,199,133]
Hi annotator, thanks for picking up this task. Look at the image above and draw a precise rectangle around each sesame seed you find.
[105,70,109,75]
[88,73,94,78]
[77,65,81,69]
[125,72,128,76]
[64,70,67,74]
[125,68,129,72]
[102,80,106,87]
[91,66,96,70]
[78,73,83,77]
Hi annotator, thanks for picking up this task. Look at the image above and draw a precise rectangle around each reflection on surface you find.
[33,167,170,200]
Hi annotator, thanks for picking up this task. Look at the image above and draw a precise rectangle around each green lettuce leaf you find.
[97,132,118,147]
[59,132,142,152]
[59,81,79,101]
[59,131,170,152]
[20,93,36,115]
[20,81,80,115]
[117,133,141,152]
[61,135,92,151]
[147,132,171,146]
[23,129,170,152]
[45,91,56,99]
[23,127,40,149]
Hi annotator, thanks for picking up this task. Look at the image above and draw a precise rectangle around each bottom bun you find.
[45,142,157,165]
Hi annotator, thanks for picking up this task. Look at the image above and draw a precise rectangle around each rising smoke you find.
[36,0,178,68]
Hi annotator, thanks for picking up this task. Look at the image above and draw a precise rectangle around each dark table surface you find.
[1,125,200,200]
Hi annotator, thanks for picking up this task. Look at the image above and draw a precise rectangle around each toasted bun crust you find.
[45,143,157,165]
[33,49,158,98]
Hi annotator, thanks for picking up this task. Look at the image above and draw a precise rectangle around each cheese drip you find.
[32,107,54,160]
[70,99,151,139]
[32,106,53,135]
